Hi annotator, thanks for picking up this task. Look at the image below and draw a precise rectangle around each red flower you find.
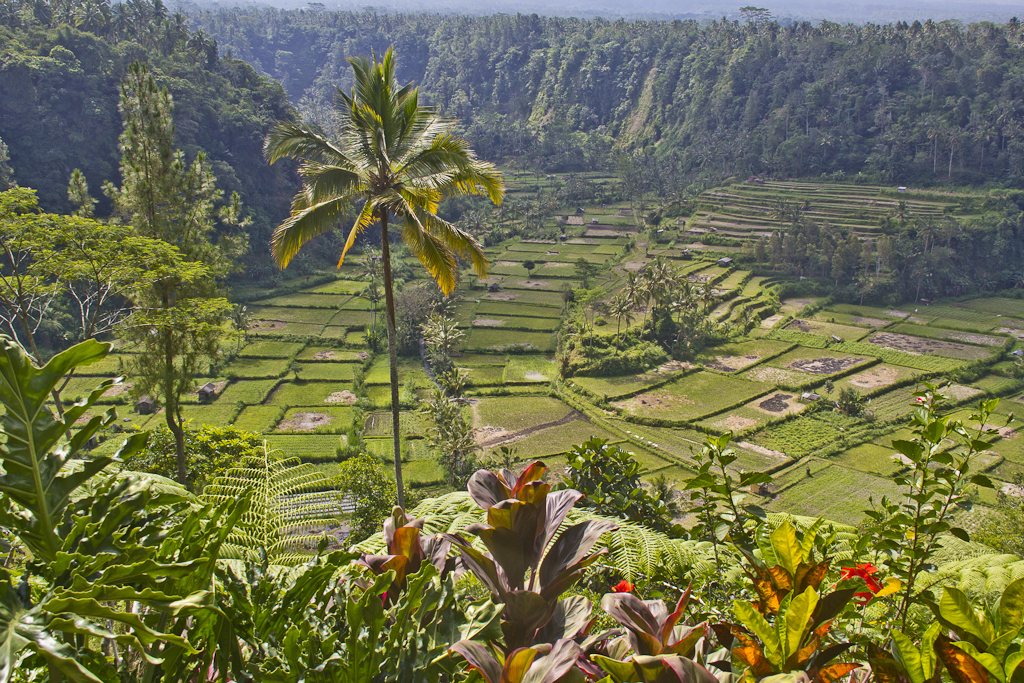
[841,563,882,604]
[612,579,634,593]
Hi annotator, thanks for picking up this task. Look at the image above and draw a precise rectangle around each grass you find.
[224,358,290,379]
[751,412,860,458]
[232,405,286,433]
[264,434,346,459]
[328,310,373,328]
[218,379,281,405]
[833,442,905,477]
[237,341,306,358]
[74,354,130,377]
[362,411,426,437]
[295,347,368,362]
[783,319,874,341]
[571,370,678,401]
[504,356,557,383]
[180,403,242,428]
[306,279,367,295]
[471,316,560,331]
[474,396,572,432]
[888,322,1007,347]
[249,307,337,324]
[612,371,769,423]
[502,419,625,460]
[250,322,325,337]
[266,381,354,407]
[766,460,904,525]
[467,329,555,352]
[475,301,562,318]
[364,358,430,386]
[293,363,357,382]
[463,366,506,386]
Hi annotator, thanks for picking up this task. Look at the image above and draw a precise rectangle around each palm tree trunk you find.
[379,213,405,508]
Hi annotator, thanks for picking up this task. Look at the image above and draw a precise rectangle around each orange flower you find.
[612,579,634,593]
[841,563,882,604]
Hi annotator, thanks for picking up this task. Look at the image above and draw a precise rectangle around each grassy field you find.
[612,371,769,423]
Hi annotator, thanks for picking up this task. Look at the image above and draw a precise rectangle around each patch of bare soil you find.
[780,298,819,312]
[787,356,862,375]
[867,332,974,356]
[760,314,784,329]
[997,327,1024,340]
[566,239,599,245]
[1001,482,1024,497]
[736,441,788,461]
[586,228,633,237]
[325,391,357,405]
[654,360,694,374]
[707,354,760,372]
[545,251,560,255]
[758,393,794,413]
[616,391,694,412]
[999,426,1017,439]
[485,292,519,301]
[313,350,338,360]
[623,261,648,271]
[711,415,759,431]
[907,316,931,324]
[475,425,515,446]
[524,371,548,381]
[473,318,506,327]
[945,384,983,401]
[521,281,549,288]
[949,332,1006,346]
[494,261,520,267]
[787,319,813,332]
[103,382,134,398]
[74,413,94,426]
[884,310,911,319]
[522,239,557,244]
[687,273,712,282]
[848,366,900,389]
[277,412,333,431]
[849,316,890,327]
[250,320,287,330]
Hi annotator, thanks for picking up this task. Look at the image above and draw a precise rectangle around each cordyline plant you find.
[445,462,617,651]
[357,506,457,604]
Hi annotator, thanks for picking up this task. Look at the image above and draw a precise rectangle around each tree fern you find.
[201,445,343,566]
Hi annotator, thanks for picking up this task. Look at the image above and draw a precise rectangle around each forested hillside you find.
[189,7,1024,186]
[0,4,299,275]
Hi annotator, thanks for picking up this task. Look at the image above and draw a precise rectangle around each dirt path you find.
[476,409,589,448]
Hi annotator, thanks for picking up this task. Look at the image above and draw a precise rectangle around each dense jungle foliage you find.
[185,7,1024,185]
[0,4,299,277]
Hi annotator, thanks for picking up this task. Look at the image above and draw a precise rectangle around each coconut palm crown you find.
[264,48,504,506]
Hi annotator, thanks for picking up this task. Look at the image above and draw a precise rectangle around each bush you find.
[333,452,397,543]
[120,423,264,492]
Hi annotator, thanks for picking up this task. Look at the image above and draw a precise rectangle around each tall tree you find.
[265,48,503,506]
[106,61,247,486]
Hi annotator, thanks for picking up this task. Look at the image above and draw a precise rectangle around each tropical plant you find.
[563,438,681,536]
[450,638,586,683]
[0,336,246,683]
[426,387,479,486]
[107,61,247,487]
[858,385,999,631]
[334,452,398,543]
[444,462,617,651]
[201,448,344,566]
[264,48,504,507]
[357,506,457,602]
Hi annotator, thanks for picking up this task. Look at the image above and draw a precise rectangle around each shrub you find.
[334,452,397,543]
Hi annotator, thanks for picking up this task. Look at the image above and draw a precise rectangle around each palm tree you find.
[264,49,503,506]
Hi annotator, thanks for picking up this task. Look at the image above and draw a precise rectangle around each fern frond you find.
[202,444,343,566]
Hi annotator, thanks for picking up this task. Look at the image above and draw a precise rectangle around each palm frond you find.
[271,195,349,268]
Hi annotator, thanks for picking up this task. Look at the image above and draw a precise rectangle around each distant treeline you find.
[187,7,1024,186]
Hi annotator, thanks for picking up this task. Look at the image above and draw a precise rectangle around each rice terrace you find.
[70,174,1024,528]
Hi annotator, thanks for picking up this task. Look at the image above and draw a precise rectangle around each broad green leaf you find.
[942,587,997,645]
[770,520,802,577]
[734,601,780,665]
[997,578,1024,636]
[892,630,926,683]
[782,587,818,663]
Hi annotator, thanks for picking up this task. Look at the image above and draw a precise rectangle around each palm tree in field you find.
[264,48,504,506]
